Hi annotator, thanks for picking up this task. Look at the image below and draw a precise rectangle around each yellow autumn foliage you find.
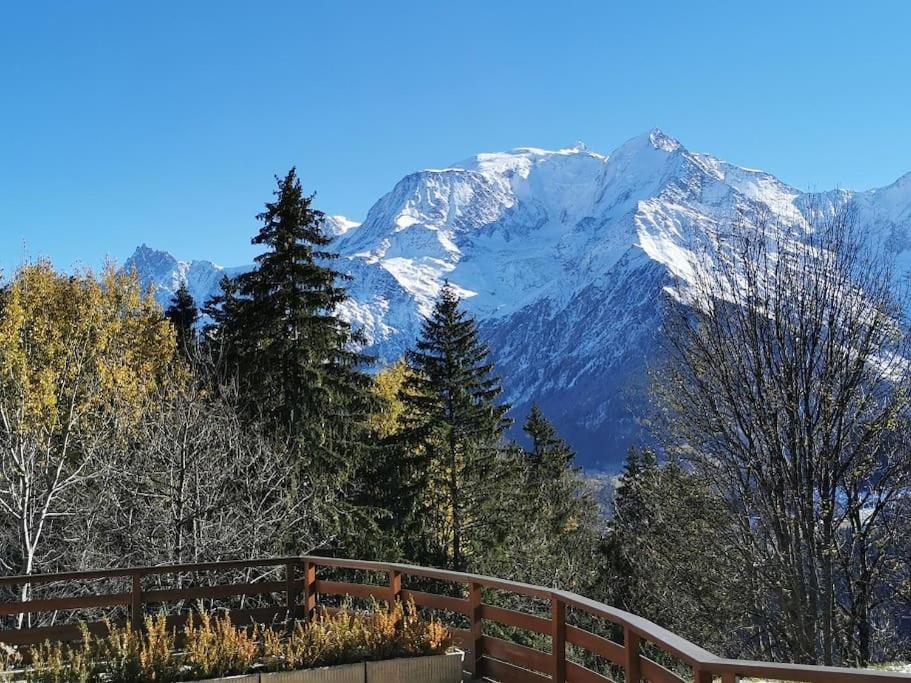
[370,358,407,437]
[0,261,176,441]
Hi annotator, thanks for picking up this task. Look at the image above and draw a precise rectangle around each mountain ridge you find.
[125,130,911,470]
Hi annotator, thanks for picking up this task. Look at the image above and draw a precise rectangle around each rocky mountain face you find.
[125,131,911,470]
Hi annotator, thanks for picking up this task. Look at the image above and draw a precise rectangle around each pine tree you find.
[229,168,373,432]
[395,282,512,570]
[206,168,377,553]
[603,447,658,611]
[523,403,574,477]
[202,276,238,340]
[603,447,740,652]
[165,283,199,358]
[477,405,601,592]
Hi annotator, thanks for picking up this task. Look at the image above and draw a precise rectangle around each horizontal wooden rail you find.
[481,603,551,635]
[400,588,469,615]
[0,556,908,683]
[142,580,291,604]
[565,624,625,664]
[312,579,388,602]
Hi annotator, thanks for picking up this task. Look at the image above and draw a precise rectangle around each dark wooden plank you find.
[480,603,550,634]
[0,591,131,616]
[558,591,716,667]
[479,656,552,683]
[0,620,112,646]
[553,596,567,683]
[389,570,401,603]
[0,606,288,647]
[468,582,483,678]
[708,660,911,683]
[312,580,387,602]
[0,557,298,588]
[641,656,687,683]
[624,625,642,683]
[400,589,469,615]
[131,572,141,630]
[481,635,551,675]
[304,557,551,600]
[142,580,289,603]
[303,561,316,619]
[567,661,616,683]
[566,624,625,665]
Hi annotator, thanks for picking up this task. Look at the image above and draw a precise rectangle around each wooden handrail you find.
[0,556,907,683]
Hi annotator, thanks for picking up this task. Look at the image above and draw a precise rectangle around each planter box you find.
[366,652,463,683]
[261,663,364,683]
[191,652,464,683]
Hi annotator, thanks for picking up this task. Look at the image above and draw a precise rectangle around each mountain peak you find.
[647,128,682,152]
[614,128,683,157]
[324,214,362,237]
[125,243,178,271]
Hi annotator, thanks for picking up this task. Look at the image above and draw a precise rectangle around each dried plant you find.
[18,602,450,681]
[182,612,259,679]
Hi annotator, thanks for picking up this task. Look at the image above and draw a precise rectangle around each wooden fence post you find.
[302,561,316,622]
[285,562,299,620]
[468,582,483,678]
[624,625,641,683]
[130,572,142,631]
[389,569,401,604]
[694,665,714,683]
[551,594,566,683]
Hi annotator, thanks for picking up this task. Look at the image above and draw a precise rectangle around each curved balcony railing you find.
[0,556,908,683]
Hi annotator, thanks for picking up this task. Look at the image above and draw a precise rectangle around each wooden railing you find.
[0,557,908,683]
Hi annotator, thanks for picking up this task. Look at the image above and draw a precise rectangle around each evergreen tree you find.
[206,168,377,552]
[202,275,244,383]
[602,447,658,612]
[603,448,742,654]
[523,403,574,477]
[229,168,373,433]
[395,282,512,570]
[165,283,199,358]
[481,406,601,590]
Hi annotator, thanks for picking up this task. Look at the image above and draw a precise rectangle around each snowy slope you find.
[126,130,911,470]
[125,216,360,308]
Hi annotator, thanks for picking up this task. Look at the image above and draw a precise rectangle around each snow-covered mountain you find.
[125,216,360,307]
[125,130,911,470]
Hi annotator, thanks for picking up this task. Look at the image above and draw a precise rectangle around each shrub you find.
[26,618,180,683]
[183,612,259,680]
[263,598,450,672]
[25,625,100,683]
[15,599,451,682]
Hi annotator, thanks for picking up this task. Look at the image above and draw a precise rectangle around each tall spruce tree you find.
[396,282,511,570]
[202,275,243,378]
[479,406,601,591]
[603,447,742,654]
[230,168,373,433]
[207,169,377,552]
[165,283,199,358]
[523,403,574,477]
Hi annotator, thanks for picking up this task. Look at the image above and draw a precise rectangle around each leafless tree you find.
[655,206,911,665]
[78,363,315,576]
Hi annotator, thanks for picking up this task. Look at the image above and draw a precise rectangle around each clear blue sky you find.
[2,0,910,275]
